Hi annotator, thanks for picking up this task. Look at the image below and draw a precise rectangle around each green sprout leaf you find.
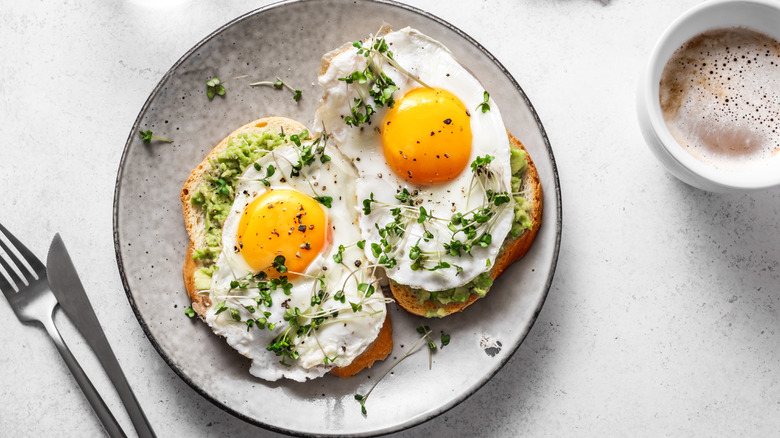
[362,193,375,215]
[476,90,491,113]
[417,206,429,223]
[370,243,382,258]
[395,188,413,205]
[213,301,228,316]
[139,130,172,144]
[273,255,287,274]
[493,192,511,206]
[250,76,302,102]
[357,282,375,298]
[206,76,226,99]
[333,245,345,264]
[315,196,333,208]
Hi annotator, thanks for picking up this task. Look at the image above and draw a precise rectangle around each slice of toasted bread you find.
[388,133,543,317]
[181,116,309,315]
[180,116,391,378]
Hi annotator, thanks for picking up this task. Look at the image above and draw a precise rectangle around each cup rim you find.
[641,0,780,191]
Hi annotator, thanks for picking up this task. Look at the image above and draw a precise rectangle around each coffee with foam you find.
[659,27,780,171]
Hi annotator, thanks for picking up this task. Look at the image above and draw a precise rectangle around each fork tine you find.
[0,234,29,286]
[0,223,40,296]
[0,253,20,296]
[0,223,45,276]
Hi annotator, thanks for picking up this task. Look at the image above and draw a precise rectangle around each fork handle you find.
[40,316,128,438]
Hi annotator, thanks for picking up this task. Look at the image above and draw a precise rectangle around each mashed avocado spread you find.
[415,147,532,317]
[190,131,295,289]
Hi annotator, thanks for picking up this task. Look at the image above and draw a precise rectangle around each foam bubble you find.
[660,27,780,171]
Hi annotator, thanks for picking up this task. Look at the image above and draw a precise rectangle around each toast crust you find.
[388,133,543,317]
[180,116,391,378]
[330,312,393,378]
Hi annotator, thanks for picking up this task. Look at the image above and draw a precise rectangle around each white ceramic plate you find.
[114,0,561,435]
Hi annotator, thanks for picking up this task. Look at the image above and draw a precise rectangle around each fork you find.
[0,223,127,438]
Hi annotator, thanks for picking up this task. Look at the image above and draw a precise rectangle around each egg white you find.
[314,27,515,292]
[205,139,387,382]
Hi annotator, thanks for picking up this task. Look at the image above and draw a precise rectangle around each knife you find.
[47,234,157,438]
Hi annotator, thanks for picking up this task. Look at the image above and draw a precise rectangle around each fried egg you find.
[205,137,387,382]
[314,27,515,292]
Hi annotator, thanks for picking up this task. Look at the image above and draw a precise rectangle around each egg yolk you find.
[236,189,329,277]
[382,88,472,184]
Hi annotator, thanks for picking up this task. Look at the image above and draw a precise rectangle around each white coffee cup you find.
[636,0,780,192]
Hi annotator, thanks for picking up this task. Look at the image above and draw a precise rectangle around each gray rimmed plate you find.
[113,0,561,436]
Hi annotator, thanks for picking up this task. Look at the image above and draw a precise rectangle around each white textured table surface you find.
[2,0,779,436]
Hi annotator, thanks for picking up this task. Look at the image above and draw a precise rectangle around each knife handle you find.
[97,347,156,438]
[81,319,156,438]
[41,314,127,438]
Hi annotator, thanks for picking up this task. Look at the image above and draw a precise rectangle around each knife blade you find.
[47,233,156,438]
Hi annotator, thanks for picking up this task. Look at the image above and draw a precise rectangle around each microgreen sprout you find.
[261,164,275,186]
[417,206,429,223]
[139,130,172,144]
[250,77,302,102]
[476,91,491,113]
[206,76,226,99]
[205,74,250,100]
[418,325,437,355]
[275,132,334,210]
[394,188,414,205]
[213,301,228,316]
[272,255,288,274]
[357,282,376,298]
[333,240,368,265]
[184,306,196,318]
[333,245,345,264]
[363,193,376,215]
[355,325,438,415]
[215,178,230,195]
